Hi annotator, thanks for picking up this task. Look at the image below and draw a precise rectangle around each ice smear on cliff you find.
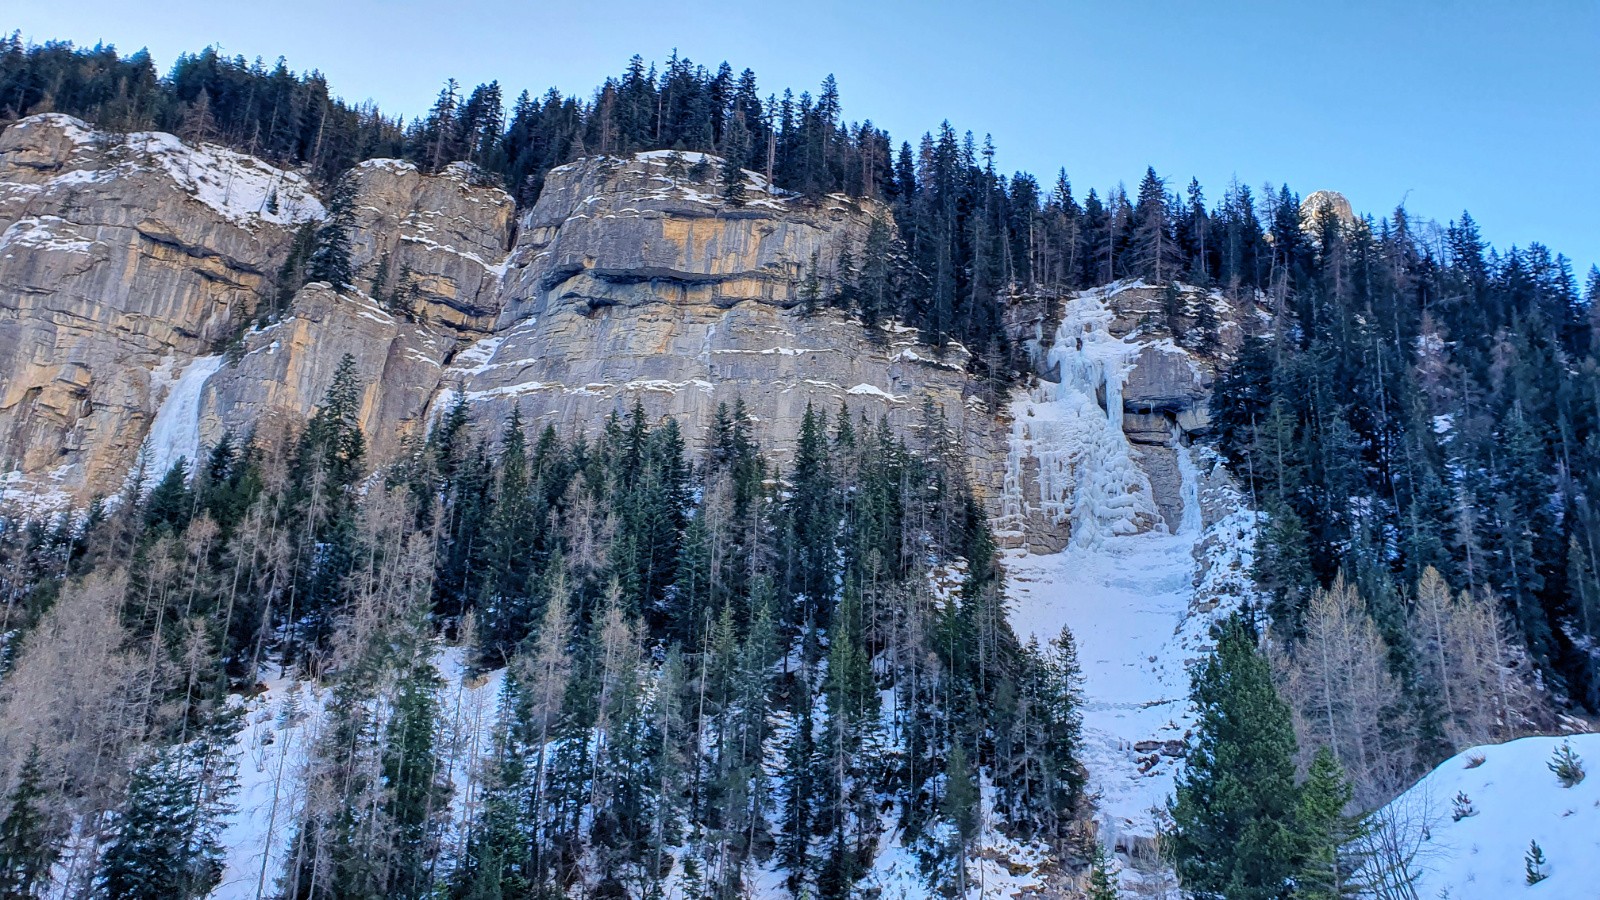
[143,354,223,487]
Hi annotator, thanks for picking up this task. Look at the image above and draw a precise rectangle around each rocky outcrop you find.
[0,123,1010,508]
[198,284,455,463]
[0,114,321,497]
[6,117,1266,548]
[188,163,518,464]
[1301,189,1355,233]
[346,159,513,335]
[439,151,1000,479]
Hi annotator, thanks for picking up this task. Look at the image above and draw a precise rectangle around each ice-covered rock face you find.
[0,115,319,496]
[999,280,1244,550]
[999,279,1264,864]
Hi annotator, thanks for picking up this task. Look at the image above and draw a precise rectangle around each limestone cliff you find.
[0,114,321,501]
[345,158,514,335]
[438,150,998,478]
[194,159,516,467]
[0,121,1005,510]
[0,116,1241,553]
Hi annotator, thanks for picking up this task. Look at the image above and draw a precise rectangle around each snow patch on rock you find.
[122,130,324,226]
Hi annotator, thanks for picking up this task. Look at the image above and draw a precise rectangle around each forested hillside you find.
[2,371,1089,897]
[1,31,1597,900]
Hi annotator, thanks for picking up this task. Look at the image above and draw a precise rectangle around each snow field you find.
[1375,733,1600,900]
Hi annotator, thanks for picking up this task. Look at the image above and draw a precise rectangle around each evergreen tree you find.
[798,251,823,316]
[1132,166,1180,283]
[267,219,318,320]
[1293,748,1365,900]
[288,353,368,658]
[720,153,746,205]
[0,747,57,899]
[1170,614,1301,900]
[1085,843,1118,900]
[96,717,239,900]
[382,643,449,899]
[306,173,357,289]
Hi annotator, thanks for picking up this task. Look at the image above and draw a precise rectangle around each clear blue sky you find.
[12,0,1598,274]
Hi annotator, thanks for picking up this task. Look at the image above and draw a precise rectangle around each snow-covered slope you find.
[212,648,502,900]
[1375,733,1600,900]
[1003,286,1251,863]
[123,128,325,226]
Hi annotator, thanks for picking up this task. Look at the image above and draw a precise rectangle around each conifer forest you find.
[0,22,1596,900]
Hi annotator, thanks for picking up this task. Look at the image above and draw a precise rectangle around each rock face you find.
[0,114,320,496]
[0,123,1007,509]
[345,159,514,335]
[0,116,1246,547]
[199,284,456,464]
[441,151,998,476]
[194,162,518,465]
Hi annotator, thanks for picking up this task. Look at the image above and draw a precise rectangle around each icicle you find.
[1003,286,1160,548]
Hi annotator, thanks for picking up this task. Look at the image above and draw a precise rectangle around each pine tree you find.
[720,154,746,205]
[936,739,980,897]
[784,403,836,630]
[272,220,318,318]
[1293,748,1365,900]
[369,250,392,307]
[96,716,239,900]
[1085,842,1117,900]
[306,172,357,289]
[1524,840,1547,884]
[288,353,368,656]
[1133,166,1180,283]
[1170,614,1301,900]
[778,641,819,894]
[0,747,57,899]
[382,640,449,899]
[798,251,823,316]
[857,216,897,330]
[1548,741,1585,787]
